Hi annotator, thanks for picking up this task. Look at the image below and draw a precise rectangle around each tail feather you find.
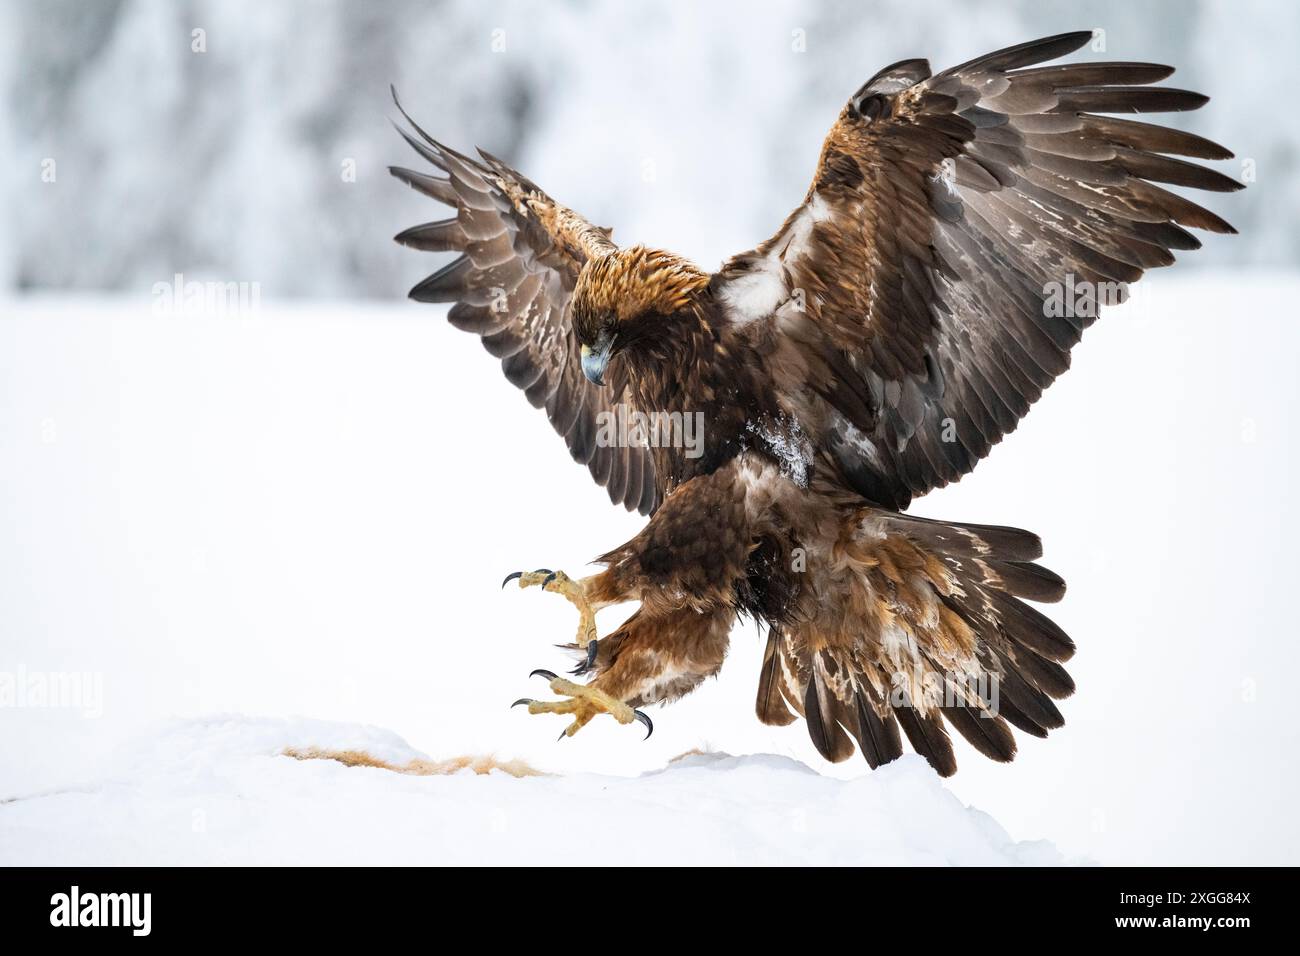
[1008,646,1077,699]
[988,559,1066,603]
[989,588,1076,661]
[895,706,958,777]
[804,658,856,763]
[991,652,1067,730]
[755,628,798,727]
[942,705,1017,762]
[777,509,1076,776]
[878,512,1044,561]
[997,697,1051,738]
[853,693,905,770]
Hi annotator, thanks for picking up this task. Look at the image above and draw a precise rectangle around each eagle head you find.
[570,246,709,385]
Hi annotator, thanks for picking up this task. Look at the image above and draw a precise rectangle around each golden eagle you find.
[391,32,1239,775]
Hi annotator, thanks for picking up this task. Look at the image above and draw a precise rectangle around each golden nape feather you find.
[572,247,710,330]
[392,32,1239,775]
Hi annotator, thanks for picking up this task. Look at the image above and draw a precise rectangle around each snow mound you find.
[0,716,1064,865]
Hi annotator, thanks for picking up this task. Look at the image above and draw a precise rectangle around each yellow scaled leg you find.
[502,568,598,662]
[511,670,653,740]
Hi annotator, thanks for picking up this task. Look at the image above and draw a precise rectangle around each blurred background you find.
[2,0,1298,865]
[0,0,1295,298]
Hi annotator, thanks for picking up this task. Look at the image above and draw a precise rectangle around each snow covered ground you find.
[0,716,1063,866]
[2,272,1299,865]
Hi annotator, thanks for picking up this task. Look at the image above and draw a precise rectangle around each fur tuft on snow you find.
[282,746,544,778]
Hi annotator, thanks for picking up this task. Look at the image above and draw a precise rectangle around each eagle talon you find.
[568,638,600,676]
[512,672,644,739]
[504,569,601,650]
[502,568,553,589]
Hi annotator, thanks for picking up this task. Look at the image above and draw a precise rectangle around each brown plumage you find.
[391,32,1240,775]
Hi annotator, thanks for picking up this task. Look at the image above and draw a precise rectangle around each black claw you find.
[541,571,558,588]
[510,698,534,709]
[533,568,552,575]
[529,668,559,681]
[501,571,523,589]
[569,639,599,676]
[556,729,569,742]
[633,710,654,740]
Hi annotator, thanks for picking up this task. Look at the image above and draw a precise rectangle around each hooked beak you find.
[581,338,612,386]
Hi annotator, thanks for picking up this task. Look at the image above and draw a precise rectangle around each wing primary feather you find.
[409,256,471,303]
[388,165,458,205]
[941,31,1094,76]
[394,218,465,253]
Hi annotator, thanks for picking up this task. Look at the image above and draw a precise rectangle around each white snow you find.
[0,715,1064,866]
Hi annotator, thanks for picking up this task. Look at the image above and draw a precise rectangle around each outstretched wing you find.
[717,32,1241,510]
[390,90,659,515]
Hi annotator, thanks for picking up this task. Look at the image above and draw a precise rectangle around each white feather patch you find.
[720,195,833,324]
